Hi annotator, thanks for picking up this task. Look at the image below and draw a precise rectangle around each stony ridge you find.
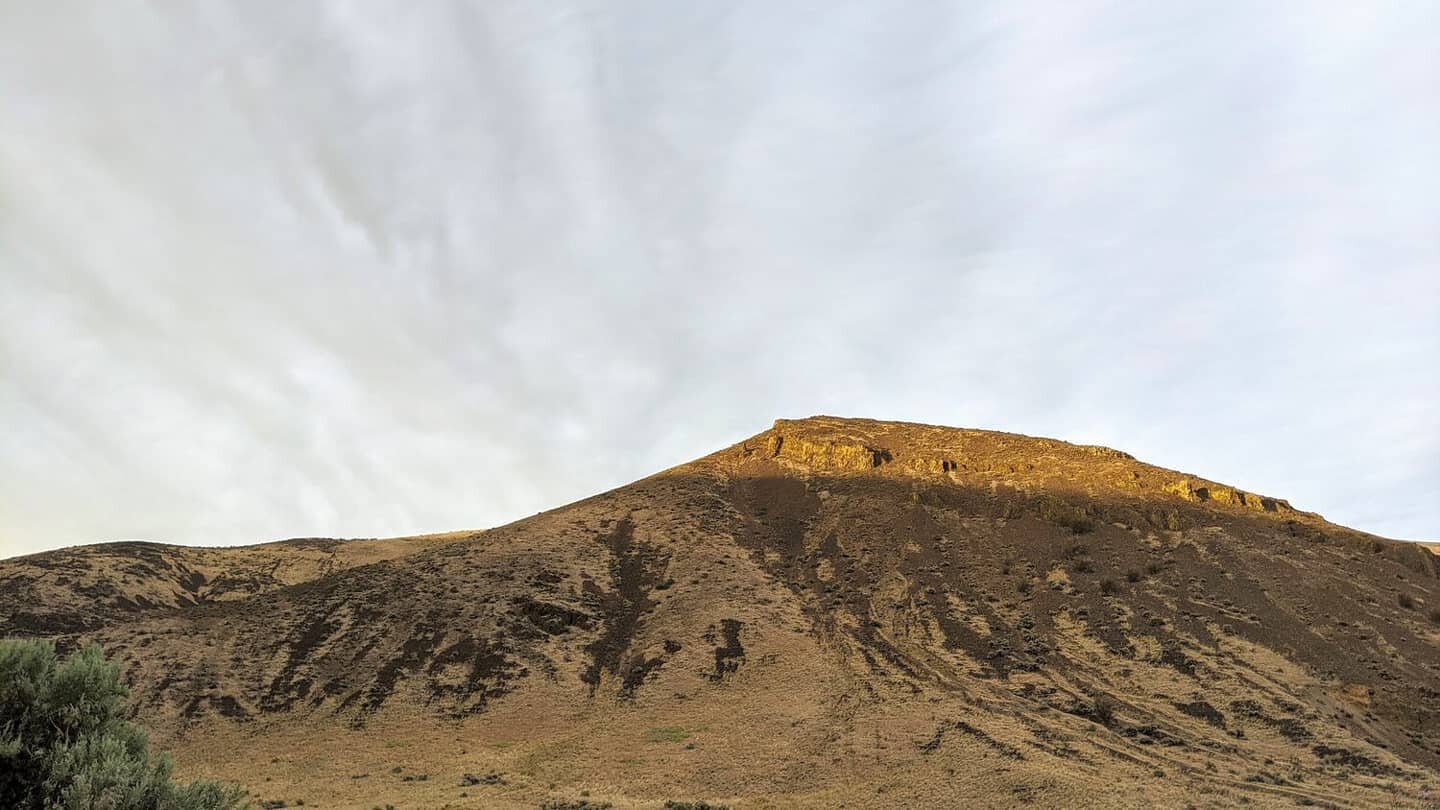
[718,416,1298,517]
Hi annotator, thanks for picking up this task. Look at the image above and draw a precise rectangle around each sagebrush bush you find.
[1036,498,1096,534]
[541,801,613,810]
[1090,696,1117,727]
[0,638,248,810]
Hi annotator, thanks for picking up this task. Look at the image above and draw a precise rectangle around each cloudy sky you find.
[1,2,1436,557]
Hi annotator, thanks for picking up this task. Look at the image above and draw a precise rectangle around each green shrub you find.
[0,638,248,810]
[646,726,688,743]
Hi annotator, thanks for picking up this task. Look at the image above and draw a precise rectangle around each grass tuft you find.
[647,726,689,743]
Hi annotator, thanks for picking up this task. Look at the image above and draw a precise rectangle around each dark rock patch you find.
[580,518,669,695]
[1175,700,1226,728]
[1312,744,1406,777]
[517,599,592,637]
[707,619,745,683]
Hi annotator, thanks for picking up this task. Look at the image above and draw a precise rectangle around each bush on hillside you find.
[1090,695,1117,727]
[1037,498,1096,534]
[0,638,248,810]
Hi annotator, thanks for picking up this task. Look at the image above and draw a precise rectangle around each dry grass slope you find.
[3,417,1438,808]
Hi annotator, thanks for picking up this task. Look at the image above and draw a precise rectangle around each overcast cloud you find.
[1,1,1436,557]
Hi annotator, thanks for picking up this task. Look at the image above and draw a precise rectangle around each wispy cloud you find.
[2,1,1436,555]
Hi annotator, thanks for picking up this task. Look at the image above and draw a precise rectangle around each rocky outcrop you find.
[766,431,892,472]
[751,418,1311,525]
[1162,478,1295,515]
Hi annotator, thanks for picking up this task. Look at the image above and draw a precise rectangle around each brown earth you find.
[3,416,1438,809]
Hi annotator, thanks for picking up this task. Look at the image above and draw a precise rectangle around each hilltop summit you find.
[705,416,1299,514]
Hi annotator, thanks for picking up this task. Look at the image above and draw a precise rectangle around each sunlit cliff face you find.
[1,2,1436,556]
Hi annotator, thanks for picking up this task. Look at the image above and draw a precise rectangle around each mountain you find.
[3,416,1438,809]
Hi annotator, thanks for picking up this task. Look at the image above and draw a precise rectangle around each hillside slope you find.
[3,417,1438,808]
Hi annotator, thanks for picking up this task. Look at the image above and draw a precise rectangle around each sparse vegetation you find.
[1428,608,1440,625]
[1091,695,1117,727]
[462,771,505,786]
[1147,508,1184,531]
[647,726,689,743]
[1099,578,1119,595]
[1039,498,1097,534]
[542,801,613,810]
[1125,569,1142,583]
[665,802,730,810]
[1244,770,1291,786]
[0,638,248,809]
[1397,593,1415,610]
